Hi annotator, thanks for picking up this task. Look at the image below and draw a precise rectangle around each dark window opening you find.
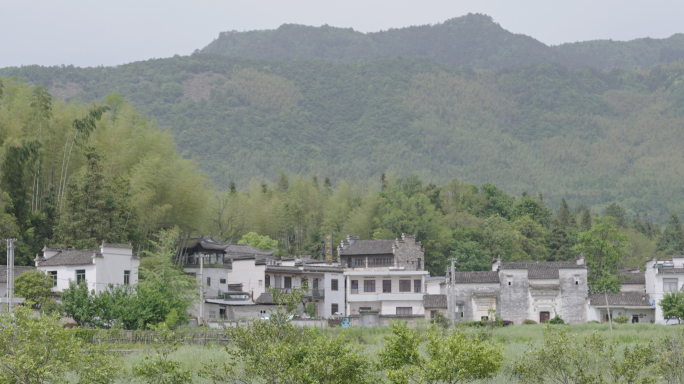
[76,269,86,284]
[331,279,338,291]
[414,279,421,293]
[383,280,392,293]
[124,270,130,285]
[48,271,57,287]
[220,278,226,284]
[351,280,358,293]
[284,277,292,289]
[331,303,339,314]
[265,275,270,288]
[364,280,375,292]
[207,277,211,287]
[396,307,413,315]
[399,280,411,292]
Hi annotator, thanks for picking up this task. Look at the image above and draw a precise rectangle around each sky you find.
[1,0,682,68]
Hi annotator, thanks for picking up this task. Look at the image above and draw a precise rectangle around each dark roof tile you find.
[37,249,98,267]
[454,271,499,283]
[338,240,395,256]
[621,273,645,284]
[0,266,36,283]
[589,292,652,307]
[423,294,447,308]
[255,292,275,305]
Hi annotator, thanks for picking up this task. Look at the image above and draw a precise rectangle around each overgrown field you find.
[96,323,679,383]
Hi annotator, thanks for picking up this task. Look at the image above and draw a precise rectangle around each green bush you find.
[523,319,537,325]
[548,316,565,324]
[613,316,629,324]
[431,311,451,329]
[73,328,97,342]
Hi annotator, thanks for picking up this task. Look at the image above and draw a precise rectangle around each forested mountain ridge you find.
[4,54,684,222]
[201,13,684,70]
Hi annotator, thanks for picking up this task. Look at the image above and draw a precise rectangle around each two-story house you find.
[36,243,140,294]
[339,234,429,326]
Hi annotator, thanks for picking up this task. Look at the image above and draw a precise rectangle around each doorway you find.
[632,315,639,323]
[540,311,551,323]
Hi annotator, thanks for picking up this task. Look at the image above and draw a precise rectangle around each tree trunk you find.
[604,291,613,331]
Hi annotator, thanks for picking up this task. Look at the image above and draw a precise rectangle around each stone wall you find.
[393,235,424,271]
[453,283,500,321]
[499,269,531,324]
[558,269,588,324]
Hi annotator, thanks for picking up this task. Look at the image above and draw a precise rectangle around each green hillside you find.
[4,53,684,221]
[202,13,684,70]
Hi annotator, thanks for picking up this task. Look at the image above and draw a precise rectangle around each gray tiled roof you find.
[37,249,98,267]
[529,284,560,290]
[265,265,343,274]
[101,243,133,249]
[255,292,275,305]
[500,261,584,279]
[224,243,277,256]
[472,290,498,297]
[454,271,500,283]
[589,292,652,307]
[621,273,646,284]
[0,266,36,283]
[423,294,447,308]
[338,240,395,256]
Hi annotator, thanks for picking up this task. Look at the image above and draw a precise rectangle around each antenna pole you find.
[6,238,17,312]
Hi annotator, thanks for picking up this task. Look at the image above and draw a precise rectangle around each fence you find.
[77,329,231,345]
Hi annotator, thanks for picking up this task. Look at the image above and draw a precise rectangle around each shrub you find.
[522,319,537,325]
[431,311,451,329]
[548,316,565,324]
[613,316,629,324]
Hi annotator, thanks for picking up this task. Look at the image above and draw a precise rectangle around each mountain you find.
[4,53,684,222]
[202,13,684,70]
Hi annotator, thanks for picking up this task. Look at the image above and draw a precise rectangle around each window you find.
[664,278,678,292]
[430,310,437,319]
[399,280,411,292]
[417,258,422,270]
[219,308,226,318]
[331,303,339,314]
[48,271,57,287]
[364,280,375,292]
[258,280,263,286]
[76,269,86,284]
[123,270,130,285]
[265,275,270,288]
[414,279,421,293]
[351,280,359,293]
[353,257,365,267]
[331,279,338,291]
[284,276,292,289]
[207,277,211,287]
[383,280,392,293]
[220,278,226,284]
[396,307,412,315]
[359,306,372,311]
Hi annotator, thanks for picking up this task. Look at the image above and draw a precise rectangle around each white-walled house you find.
[339,234,429,326]
[36,243,140,294]
[645,256,684,324]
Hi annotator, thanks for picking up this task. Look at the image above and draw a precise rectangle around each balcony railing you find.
[270,287,325,298]
[342,259,422,270]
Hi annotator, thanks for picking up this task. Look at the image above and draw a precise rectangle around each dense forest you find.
[3,80,684,275]
[3,54,684,221]
[201,14,684,70]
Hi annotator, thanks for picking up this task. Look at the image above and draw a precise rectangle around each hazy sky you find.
[1,0,681,68]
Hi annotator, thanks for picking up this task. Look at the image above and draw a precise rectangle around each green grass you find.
[84,323,681,383]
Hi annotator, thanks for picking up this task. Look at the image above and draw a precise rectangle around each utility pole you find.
[199,253,204,326]
[448,258,457,325]
[5,238,17,313]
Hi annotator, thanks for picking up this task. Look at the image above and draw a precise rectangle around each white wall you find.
[95,247,139,293]
[39,264,97,292]
[323,272,345,317]
[345,272,428,316]
[230,260,267,297]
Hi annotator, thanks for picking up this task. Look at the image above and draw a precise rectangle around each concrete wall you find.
[323,271,345,316]
[231,260,267,296]
[40,264,96,293]
[94,246,139,294]
[185,267,231,298]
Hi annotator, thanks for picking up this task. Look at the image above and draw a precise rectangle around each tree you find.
[513,215,548,261]
[60,280,97,326]
[482,214,524,262]
[557,197,571,229]
[1,139,41,229]
[604,202,627,227]
[13,269,53,305]
[0,306,121,384]
[238,231,278,250]
[572,216,630,330]
[452,241,491,271]
[377,321,504,384]
[209,191,247,243]
[547,219,575,261]
[660,291,684,324]
[657,212,684,254]
[580,209,592,231]
[513,195,551,228]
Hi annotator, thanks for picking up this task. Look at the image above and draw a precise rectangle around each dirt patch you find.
[182,73,228,102]
[50,81,83,100]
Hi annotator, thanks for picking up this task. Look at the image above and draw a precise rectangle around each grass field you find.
[97,323,681,383]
